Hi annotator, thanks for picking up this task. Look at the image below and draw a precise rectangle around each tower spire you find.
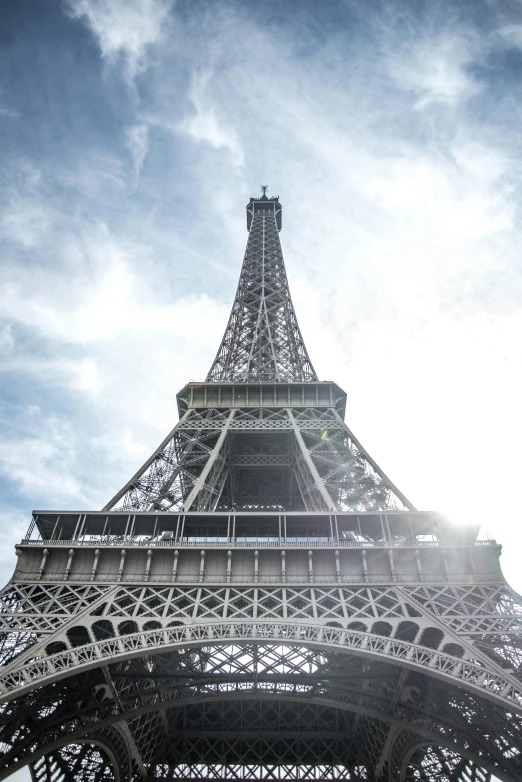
[207,193,317,383]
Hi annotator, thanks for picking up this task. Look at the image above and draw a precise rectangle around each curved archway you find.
[419,627,444,650]
[372,621,392,637]
[442,642,464,659]
[1,621,521,715]
[45,640,67,656]
[143,620,162,631]
[66,625,91,648]
[92,620,115,641]
[117,620,138,636]
[395,621,419,643]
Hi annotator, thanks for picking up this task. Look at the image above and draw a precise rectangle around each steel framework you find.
[1,191,521,780]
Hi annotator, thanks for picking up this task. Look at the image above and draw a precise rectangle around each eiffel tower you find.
[1,190,522,782]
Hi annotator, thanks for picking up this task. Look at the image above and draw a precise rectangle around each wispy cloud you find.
[0,200,53,249]
[0,325,14,355]
[0,106,20,119]
[0,405,85,503]
[388,33,482,109]
[64,0,174,81]
[0,510,29,586]
[181,72,245,168]
[125,122,150,184]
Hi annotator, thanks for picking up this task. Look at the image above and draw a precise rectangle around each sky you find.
[2,0,522,778]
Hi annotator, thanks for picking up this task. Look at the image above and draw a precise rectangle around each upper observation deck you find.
[246,193,282,231]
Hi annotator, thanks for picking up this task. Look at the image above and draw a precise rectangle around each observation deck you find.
[14,510,501,587]
[177,380,347,417]
[246,194,282,231]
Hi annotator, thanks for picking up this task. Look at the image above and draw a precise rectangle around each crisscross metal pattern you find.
[207,203,316,383]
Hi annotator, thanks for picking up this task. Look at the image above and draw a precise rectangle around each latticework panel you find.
[403,584,522,675]
[290,408,412,512]
[103,409,233,512]
[31,743,117,782]
[404,746,489,782]
[153,762,366,779]
[103,405,413,513]
[207,205,316,383]
[4,581,522,680]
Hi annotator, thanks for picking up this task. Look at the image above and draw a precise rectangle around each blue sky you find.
[2,0,522,594]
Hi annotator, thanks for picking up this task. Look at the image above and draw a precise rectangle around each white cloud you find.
[0,212,230,509]
[125,123,150,183]
[0,106,20,120]
[387,31,481,109]
[0,201,52,249]
[181,72,244,167]
[55,152,127,201]
[0,325,14,354]
[68,358,103,396]
[0,234,228,350]
[65,0,174,80]
[0,409,85,504]
[0,510,29,588]
[497,24,522,48]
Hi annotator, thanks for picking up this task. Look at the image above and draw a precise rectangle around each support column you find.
[362,549,369,583]
[388,550,397,582]
[64,549,74,581]
[145,549,153,582]
[90,549,100,581]
[102,410,192,511]
[118,550,126,582]
[37,549,49,580]
[334,550,341,583]
[415,549,424,582]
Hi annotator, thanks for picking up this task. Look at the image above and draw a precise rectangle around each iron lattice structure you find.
[1,194,522,781]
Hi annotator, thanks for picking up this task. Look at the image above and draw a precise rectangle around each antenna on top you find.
[260,185,268,198]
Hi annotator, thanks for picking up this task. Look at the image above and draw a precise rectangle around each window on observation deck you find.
[285,517,332,543]
[234,518,279,543]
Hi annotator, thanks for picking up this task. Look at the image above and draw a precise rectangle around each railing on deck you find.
[18,537,498,549]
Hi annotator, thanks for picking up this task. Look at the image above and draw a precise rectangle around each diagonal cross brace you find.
[183,410,236,511]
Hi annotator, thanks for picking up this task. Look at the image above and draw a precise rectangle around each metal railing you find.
[18,537,496,549]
